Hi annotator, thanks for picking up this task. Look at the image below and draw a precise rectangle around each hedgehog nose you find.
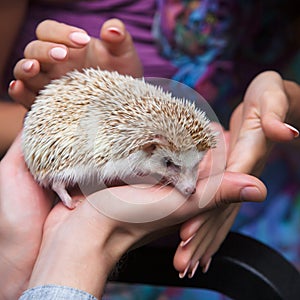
[185,187,196,195]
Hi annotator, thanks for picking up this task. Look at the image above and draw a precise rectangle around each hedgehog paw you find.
[52,182,77,209]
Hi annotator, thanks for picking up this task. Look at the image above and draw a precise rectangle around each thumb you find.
[200,171,267,209]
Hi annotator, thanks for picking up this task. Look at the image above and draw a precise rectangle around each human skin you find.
[11,35,300,274]
[0,134,266,299]
[1,16,142,155]
[10,19,143,108]
[173,71,300,277]
[10,20,299,279]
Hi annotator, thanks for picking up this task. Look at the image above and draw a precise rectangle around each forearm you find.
[28,229,113,298]
[26,202,134,299]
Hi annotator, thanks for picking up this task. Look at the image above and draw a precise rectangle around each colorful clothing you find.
[8,0,300,299]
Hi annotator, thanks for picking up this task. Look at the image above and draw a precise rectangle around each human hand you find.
[227,70,299,175]
[173,71,300,278]
[1,136,265,298]
[26,163,266,298]
[9,18,143,108]
[0,134,54,299]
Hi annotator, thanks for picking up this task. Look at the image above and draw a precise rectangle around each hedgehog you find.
[22,68,217,209]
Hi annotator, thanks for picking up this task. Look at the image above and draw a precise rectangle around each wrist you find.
[28,200,133,298]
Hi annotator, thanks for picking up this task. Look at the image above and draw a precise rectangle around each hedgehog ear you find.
[141,134,169,155]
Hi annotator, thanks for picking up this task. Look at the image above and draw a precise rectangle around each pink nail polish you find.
[49,47,67,60]
[69,31,91,45]
[179,263,190,279]
[9,80,16,90]
[284,123,299,138]
[202,258,212,274]
[188,261,199,278]
[180,233,196,247]
[107,27,123,36]
[22,60,34,72]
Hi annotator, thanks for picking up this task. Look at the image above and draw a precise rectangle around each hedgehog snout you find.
[175,182,197,197]
[184,186,196,195]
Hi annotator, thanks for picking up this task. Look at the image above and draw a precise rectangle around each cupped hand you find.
[0,134,54,299]
[9,18,143,108]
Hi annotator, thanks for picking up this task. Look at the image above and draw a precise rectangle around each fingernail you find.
[202,258,212,274]
[179,262,190,279]
[188,261,199,278]
[9,80,16,90]
[69,31,91,44]
[284,123,299,138]
[107,26,123,36]
[240,186,262,202]
[22,60,34,72]
[49,47,67,60]
[180,234,196,247]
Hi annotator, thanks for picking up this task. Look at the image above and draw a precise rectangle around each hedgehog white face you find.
[140,145,206,196]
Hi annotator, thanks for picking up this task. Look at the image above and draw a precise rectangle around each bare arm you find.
[0,0,28,155]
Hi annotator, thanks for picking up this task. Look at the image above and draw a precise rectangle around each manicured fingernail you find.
[107,26,123,36]
[9,80,16,90]
[179,262,190,279]
[180,234,196,247]
[284,123,299,138]
[49,47,67,60]
[202,258,212,274]
[22,60,34,72]
[69,31,91,44]
[188,261,199,278]
[240,186,262,202]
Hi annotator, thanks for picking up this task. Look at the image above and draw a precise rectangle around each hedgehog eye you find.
[163,158,181,170]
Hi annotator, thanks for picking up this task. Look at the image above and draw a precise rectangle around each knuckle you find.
[23,41,37,57]
[36,20,56,37]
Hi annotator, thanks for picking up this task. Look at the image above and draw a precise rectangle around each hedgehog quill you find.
[22,68,217,209]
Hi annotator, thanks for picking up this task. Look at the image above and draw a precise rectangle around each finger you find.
[8,80,37,109]
[99,18,143,77]
[258,87,298,141]
[179,206,231,243]
[227,103,269,174]
[226,130,269,174]
[200,205,240,265]
[262,114,299,141]
[13,58,51,102]
[174,215,220,273]
[36,20,90,47]
[100,18,134,57]
[194,171,267,211]
[14,59,41,79]
[179,216,206,242]
[174,207,233,276]
[24,40,68,62]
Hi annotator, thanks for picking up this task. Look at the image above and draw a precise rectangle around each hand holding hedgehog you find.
[0,131,266,299]
[22,68,217,209]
